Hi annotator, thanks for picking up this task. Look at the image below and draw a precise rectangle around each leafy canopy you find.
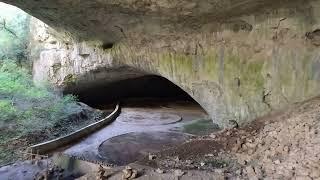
[0,3,30,61]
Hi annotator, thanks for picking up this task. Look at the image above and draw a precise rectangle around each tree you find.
[0,18,17,38]
[0,3,30,66]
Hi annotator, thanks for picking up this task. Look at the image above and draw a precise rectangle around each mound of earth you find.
[135,97,320,179]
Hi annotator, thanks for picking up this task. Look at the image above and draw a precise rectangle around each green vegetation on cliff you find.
[0,3,102,166]
[0,60,78,165]
[0,60,77,126]
[0,3,81,165]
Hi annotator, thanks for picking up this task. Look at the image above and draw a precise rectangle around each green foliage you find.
[0,3,30,63]
[0,4,82,165]
[0,60,77,164]
[0,100,16,123]
[0,60,80,164]
[204,158,230,168]
[0,59,77,137]
[0,60,43,97]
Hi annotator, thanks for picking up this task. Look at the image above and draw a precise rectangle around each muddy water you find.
[98,132,191,165]
[63,101,217,165]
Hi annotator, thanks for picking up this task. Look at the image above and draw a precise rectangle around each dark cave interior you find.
[69,75,198,109]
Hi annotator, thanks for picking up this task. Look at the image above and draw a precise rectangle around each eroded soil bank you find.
[133,97,320,179]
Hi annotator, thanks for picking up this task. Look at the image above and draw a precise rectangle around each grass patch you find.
[204,158,230,168]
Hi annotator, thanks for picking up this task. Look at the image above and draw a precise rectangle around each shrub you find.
[0,59,77,136]
[0,100,16,123]
[0,60,80,165]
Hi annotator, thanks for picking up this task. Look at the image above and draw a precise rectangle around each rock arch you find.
[4,0,320,128]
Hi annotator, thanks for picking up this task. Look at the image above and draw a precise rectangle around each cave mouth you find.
[64,75,215,166]
[69,75,202,110]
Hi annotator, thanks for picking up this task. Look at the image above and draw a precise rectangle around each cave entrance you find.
[73,75,200,109]
[64,75,219,166]
[69,74,218,134]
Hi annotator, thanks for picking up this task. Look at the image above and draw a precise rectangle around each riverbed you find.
[63,100,217,165]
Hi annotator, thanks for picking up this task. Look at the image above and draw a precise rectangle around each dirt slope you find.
[135,96,320,179]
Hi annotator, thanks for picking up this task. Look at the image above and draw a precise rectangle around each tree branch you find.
[0,19,17,38]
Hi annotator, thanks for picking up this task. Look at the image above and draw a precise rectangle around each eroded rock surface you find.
[2,0,304,43]
[2,0,320,127]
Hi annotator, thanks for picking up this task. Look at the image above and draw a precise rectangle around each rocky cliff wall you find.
[8,0,320,127]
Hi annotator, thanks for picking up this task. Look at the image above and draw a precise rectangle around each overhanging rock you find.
[3,0,320,127]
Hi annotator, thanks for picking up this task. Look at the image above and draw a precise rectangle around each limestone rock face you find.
[3,0,320,127]
[1,0,298,43]
[30,17,146,90]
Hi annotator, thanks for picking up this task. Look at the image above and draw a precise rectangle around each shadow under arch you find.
[61,70,222,165]
[66,74,207,113]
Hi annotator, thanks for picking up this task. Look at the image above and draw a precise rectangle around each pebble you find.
[238,159,247,165]
[185,160,193,165]
[130,170,138,179]
[174,169,185,177]
[148,154,156,160]
[187,172,194,176]
[209,134,216,138]
[122,169,132,179]
[156,168,164,174]
[122,166,138,180]
[274,160,281,165]
[236,169,242,175]
[205,154,214,157]
[174,156,180,162]
[214,169,223,174]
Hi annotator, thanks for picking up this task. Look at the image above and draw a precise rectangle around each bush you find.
[0,100,16,123]
[0,59,77,136]
[0,60,47,98]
